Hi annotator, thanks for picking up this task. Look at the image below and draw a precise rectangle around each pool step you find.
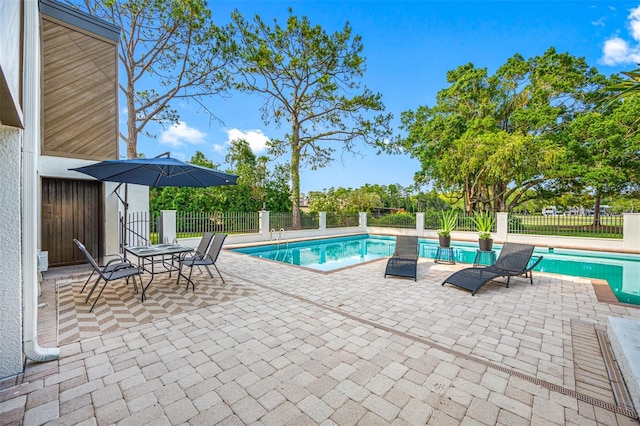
[607,316,640,413]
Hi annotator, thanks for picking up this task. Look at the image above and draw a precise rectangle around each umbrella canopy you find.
[69,154,238,250]
[69,156,237,188]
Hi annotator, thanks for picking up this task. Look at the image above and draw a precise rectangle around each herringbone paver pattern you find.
[1,247,639,425]
[57,272,254,344]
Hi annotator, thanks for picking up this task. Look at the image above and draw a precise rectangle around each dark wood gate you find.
[42,178,102,267]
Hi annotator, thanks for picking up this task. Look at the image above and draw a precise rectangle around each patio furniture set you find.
[74,232,227,311]
[68,153,237,312]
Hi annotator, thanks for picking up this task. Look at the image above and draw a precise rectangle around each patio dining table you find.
[125,244,194,301]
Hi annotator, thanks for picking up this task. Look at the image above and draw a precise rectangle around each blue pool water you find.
[232,234,640,305]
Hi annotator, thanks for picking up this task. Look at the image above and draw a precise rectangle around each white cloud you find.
[159,122,206,147]
[602,37,632,65]
[601,5,640,65]
[214,128,270,154]
[631,6,640,40]
[602,37,640,65]
[212,143,226,154]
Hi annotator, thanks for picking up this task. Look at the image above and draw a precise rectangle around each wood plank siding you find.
[41,16,119,160]
[41,178,102,267]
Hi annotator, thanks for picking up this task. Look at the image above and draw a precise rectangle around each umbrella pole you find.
[112,182,128,256]
[124,183,129,249]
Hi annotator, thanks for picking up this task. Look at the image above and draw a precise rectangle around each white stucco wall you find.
[0,125,25,379]
[0,0,23,124]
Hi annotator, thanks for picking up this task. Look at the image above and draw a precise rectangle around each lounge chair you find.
[442,242,542,295]
[177,233,227,290]
[73,239,143,312]
[384,235,419,281]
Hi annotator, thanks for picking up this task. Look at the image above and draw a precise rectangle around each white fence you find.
[154,211,640,253]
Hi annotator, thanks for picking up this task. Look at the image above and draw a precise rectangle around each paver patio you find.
[1,247,640,425]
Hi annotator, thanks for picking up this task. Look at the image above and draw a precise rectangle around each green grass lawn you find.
[509,215,623,238]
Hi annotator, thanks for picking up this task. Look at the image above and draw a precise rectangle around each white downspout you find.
[22,0,59,362]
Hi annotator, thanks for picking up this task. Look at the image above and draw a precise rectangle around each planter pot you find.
[439,236,451,248]
[478,238,493,251]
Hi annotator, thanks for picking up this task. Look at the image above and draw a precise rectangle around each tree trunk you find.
[126,75,137,159]
[592,194,602,227]
[290,125,302,230]
[127,127,137,159]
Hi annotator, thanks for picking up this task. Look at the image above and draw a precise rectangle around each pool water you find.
[232,234,640,305]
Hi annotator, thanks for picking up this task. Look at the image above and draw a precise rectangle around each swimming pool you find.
[232,234,640,305]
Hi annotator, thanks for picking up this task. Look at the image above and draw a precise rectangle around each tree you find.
[385,48,602,212]
[73,0,234,158]
[149,149,292,214]
[225,139,267,208]
[308,189,342,213]
[149,151,226,213]
[607,67,640,100]
[224,139,292,211]
[347,189,382,213]
[230,9,392,228]
[358,183,416,211]
[560,95,640,224]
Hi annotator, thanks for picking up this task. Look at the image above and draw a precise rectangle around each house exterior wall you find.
[0,0,124,379]
[0,125,24,378]
[0,0,25,379]
[40,14,119,160]
[0,0,23,127]
[37,1,123,264]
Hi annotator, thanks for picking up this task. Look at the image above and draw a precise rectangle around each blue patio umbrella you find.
[69,152,237,248]
[69,153,237,188]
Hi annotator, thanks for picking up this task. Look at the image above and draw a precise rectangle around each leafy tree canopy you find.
[383,48,604,213]
[150,150,291,214]
[229,8,392,227]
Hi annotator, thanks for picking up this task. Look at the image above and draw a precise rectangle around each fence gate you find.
[123,211,152,249]
[41,177,102,266]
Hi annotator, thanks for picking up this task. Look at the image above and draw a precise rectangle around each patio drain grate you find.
[570,319,617,405]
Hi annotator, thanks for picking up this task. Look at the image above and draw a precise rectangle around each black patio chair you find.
[179,232,214,262]
[172,232,213,270]
[442,242,543,295]
[79,254,130,294]
[177,233,227,290]
[73,239,143,312]
[384,235,419,281]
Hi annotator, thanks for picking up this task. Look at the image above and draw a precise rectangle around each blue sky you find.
[131,1,640,194]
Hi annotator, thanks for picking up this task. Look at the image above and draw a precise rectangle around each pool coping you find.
[228,236,640,302]
[591,279,640,309]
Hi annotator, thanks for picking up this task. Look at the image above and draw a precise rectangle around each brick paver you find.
[1,247,639,425]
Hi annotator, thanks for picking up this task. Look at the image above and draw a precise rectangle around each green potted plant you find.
[470,210,495,251]
[437,209,457,248]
